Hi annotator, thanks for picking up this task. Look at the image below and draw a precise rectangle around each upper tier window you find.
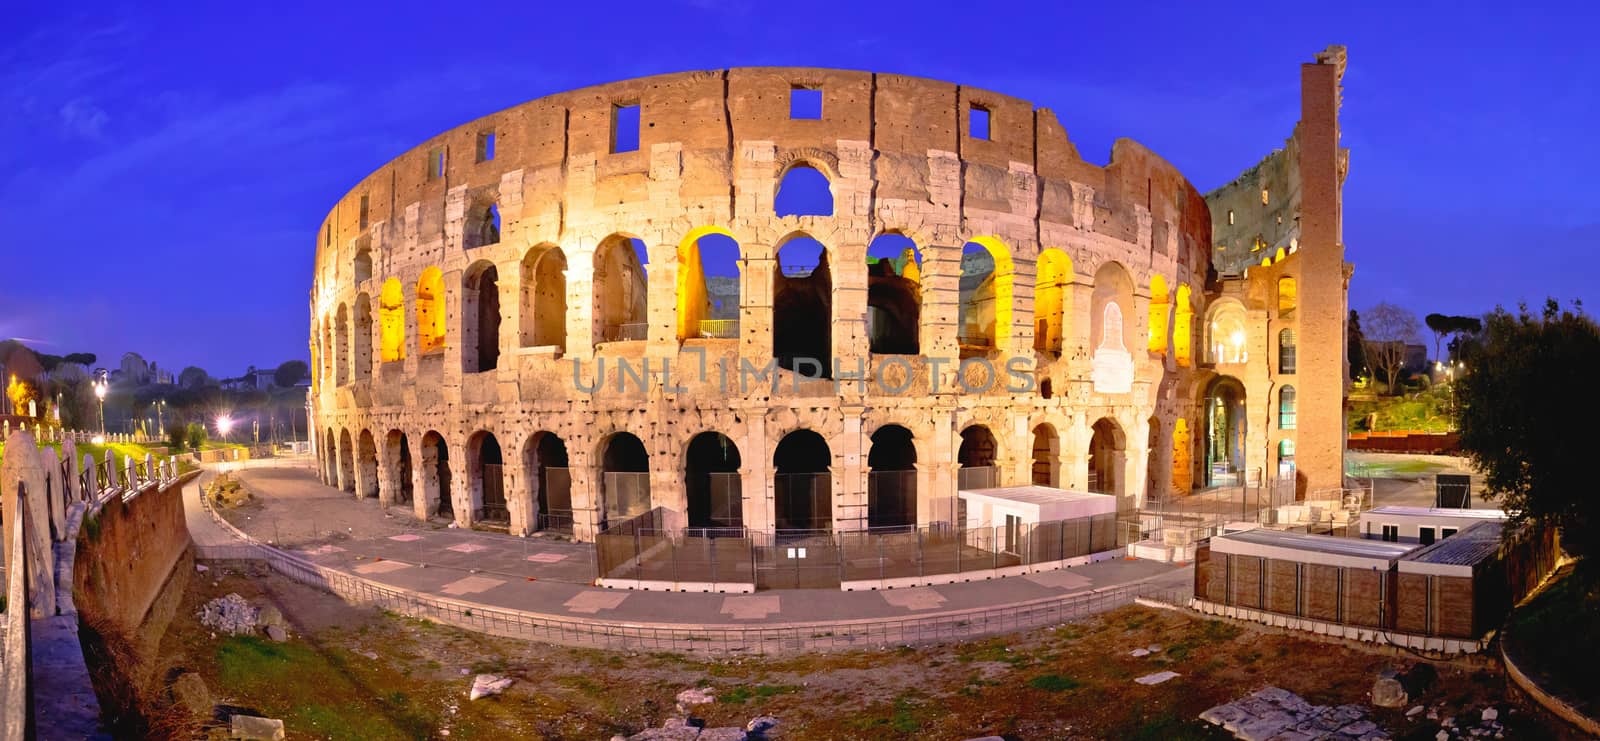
[790,86,822,119]
[969,104,991,140]
[611,103,640,154]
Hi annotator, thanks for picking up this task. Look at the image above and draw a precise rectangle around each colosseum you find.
[309,48,1351,562]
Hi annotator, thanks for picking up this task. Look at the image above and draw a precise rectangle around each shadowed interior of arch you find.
[773,235,831,375]
[866,233,921,354]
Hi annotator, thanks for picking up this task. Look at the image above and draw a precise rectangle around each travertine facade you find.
[309,52,1350,540]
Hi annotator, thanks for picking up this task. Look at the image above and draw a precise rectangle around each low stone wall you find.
[73,471,199,634]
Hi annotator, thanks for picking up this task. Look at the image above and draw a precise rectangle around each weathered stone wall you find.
[307,62,1346,538]
[72,472,196,634]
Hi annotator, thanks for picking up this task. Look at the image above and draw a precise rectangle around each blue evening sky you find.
[2,1,1595,374]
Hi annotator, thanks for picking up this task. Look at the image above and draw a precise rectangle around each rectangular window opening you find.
[611,103,640,154]
[1419,527,1436,546]
[1442,527,1458,539]
[969,104,991,140]
[477,132,496,162]
[427,148,446,180]
[789,86,822,119]
[358,195,370,229]
[1381,524,1399,543]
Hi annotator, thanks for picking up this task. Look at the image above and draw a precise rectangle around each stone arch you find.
[353,293,372,380]
[420,430,452,519]
[334,304,350,386]
[1148,274,1171,355]
[1090,261,1136,353]
[1088,417,1125,496]
[386,429,414,505]
[462,259,501,373]
[1034,248,1072,355]
[466,430,507,523]
[1030,422,1059,487]
[380,278,406,362]
[322,426,336,483]
[1172,417,1193,492]
[867,424,917,529]
[958,236,1015,352]
[1203,375,1248,487]
[596,431,650,528]
[338,428,355,493]
[773,232,832,375]
[683,431,742,529]
[773,429,832,531]
[593,234,649,345]
[356,429,378,499]
[675,226,742,341]
[865,232,922,355]
[957,423,1000,489]
[774,161,834,217]
[521,244,567,349]
[522,431,571,532]
[1174,284,1194,367]
[354,244,372,284]
[417,267,446,354]
[1205,298,1248,364]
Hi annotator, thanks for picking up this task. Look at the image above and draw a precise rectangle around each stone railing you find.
[0,420,159,446]
[0,431,187,738]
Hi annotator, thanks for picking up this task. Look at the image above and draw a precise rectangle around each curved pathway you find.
[186,459,1191,649]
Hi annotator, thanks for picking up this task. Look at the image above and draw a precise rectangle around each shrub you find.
[167,424,187,451]
[186,422,207,451]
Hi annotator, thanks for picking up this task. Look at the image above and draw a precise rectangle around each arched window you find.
[1174,284,1194,367]
[334,304,349,386]
[353,293,372,379]
[866,233,921,354]
[1091,262,1135,394]
[774,164,832,217]
[675,228,741,341]
[1278,385,1297,430]
[417,267,446,354]
[1206,301,1247,364]
[1278,276,1297,318]
[1148,275,1170,354]
[1278,328,1297,374]
[773,234,831,374]
[354,246,372,284]
[1033,249,1071,355]
[593,236,649,344]
[958,237,1014,351]
[463,262,500,373]
[520,245,567,349]
[379,278,406,362]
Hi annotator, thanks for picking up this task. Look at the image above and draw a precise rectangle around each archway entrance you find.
[598,432,650,529]
[773,235,831,375]
[867,425,917,529]
[1031,424,1059,487]
[865,234,921,355]
[523,432,571,532]
[957,425,999,490]
[1088,418,1125,496]
[470,432,506,524]
[773,430,831,532]
[338,429,355,493]
[464,263,500,372]
[421,431,452,520]
[357,430,378,499]
[1204,376,1247,487]
[685,432,741,529]
[388,431,414,505]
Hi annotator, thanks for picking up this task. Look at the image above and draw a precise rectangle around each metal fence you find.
[957,465,998,491]
[602,471,651,527]
[697,319,739,339]
[602,322,648,342]
[596,511,1120,589]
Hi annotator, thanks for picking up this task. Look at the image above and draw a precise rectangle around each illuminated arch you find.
[593,235,649,344]
[1171,418,1192,492]
[958,236,1014,351]
[1091,261,1136,352]
[1148,274,1170,355]
[417,266,446,354]
[520,245,567,349]
[379,278,406,362]
[1033,248,1072,355]
[674,226,741,341]
[1278,276,1297,318]
[353,293,372,379]
[1205,299,1248,364]
[866,232,922,354]
[1173,284,1194,367]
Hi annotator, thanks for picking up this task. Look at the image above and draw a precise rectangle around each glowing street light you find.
[216,414,235,440]
[93,368,108,439]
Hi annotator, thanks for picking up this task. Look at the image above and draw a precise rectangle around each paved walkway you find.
[185,460,1188,628]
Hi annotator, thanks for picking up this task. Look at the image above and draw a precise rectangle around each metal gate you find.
[754,534,841,590]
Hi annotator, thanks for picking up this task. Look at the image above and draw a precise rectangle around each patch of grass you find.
[1028,673,1082,692]
[213,635,432,739]
[956,638,1029,666]
[721,684,799,704]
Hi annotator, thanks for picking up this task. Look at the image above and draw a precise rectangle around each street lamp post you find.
[93,368,108,441]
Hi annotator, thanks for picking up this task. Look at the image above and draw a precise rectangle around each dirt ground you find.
[138,562,1581,741]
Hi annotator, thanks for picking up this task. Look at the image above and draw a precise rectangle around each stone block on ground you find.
[230,714,285,740]
[470,674,513,700]
[170,672,211,716]
[1371,672,1408,708]
[265,624,288,642]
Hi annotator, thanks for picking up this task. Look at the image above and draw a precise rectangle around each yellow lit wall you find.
[417,267,446,354]
[1172,418,1192,492]
[968,236,1014,349]
[1174,284,1193,367]
[1035,248,1071,353]
[675,226,736,341]
[1148,274,1170,354]
[1278,276,1297,317]
[380,278,406,362]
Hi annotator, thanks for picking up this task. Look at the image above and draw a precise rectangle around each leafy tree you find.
[1348,309,1368,381]
[274,360,309,389]
[1454,300,1599,558]
[186,422,208,450]
[178,366,210,389]
[1361,302,1420,395]
[1425,313,1451,364]
[63,352,96,366]
[167,423,188,451]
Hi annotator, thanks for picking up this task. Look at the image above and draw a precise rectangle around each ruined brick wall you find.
[305,65,1330,539]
